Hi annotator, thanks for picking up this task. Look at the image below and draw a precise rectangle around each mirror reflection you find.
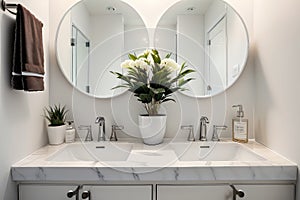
[56,0,148,98]
[156,0,249,97]
[56,0,249,98]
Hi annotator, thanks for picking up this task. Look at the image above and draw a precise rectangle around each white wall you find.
[253,0,300,199]
[56,13,71,79]
[50,0,254,141]
[71,3,91,39]
[124,25,149,54]
[177,15,205,96]
[205,0,226,32]
[227,7,248,84]
[89,14,124,97]
[0,0,49,199]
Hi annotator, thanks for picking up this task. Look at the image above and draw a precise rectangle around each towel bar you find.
[1,0,17,15]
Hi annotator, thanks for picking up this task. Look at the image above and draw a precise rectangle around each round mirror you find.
[156,0,249,97]
[56,0,148,98]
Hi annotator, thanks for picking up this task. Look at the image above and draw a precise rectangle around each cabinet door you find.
[157,185,232,200]
[82,185,152,200]
[19,184,79,200]
[235,184,295,200]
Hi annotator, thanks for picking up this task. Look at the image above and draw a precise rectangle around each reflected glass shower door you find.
[72,25,90,93]
[207,16,227,95]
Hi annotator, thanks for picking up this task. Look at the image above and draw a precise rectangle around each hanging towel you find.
[11,4,45,91]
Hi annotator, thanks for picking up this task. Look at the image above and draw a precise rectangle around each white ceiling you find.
[78,0,216,27]
[158,0,214,26]
[82,0,145,26]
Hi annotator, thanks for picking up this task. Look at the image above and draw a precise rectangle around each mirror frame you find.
[55,0,148,99]
[202,0,250,98]
[157,0,249,98]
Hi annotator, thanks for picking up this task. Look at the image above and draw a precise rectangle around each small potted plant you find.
[44,104,68,145]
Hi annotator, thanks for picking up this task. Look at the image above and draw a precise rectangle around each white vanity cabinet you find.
[81,185,152,200]
[18,183,295,200]
[19,184,152,200]
[157,185,232,200]
[19,184,80,200]
[234,184,295,200]
[156,184,295,200]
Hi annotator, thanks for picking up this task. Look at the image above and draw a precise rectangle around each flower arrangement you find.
[111,49,195,116]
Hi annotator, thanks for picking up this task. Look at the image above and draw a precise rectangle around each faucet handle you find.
[110,125,124,141]
[181,125,195,141]
[112,125,124,131]
[212,125,227,141]
[78,125,93,141]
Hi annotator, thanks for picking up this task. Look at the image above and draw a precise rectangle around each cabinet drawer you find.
[82,185,152,200]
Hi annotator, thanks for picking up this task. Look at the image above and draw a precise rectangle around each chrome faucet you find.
[181,125,195,141]
[110,125,124,141]
[212,125,227,141]
[199,116,209,141]
[95,116,105,141]
[78,125,93,142]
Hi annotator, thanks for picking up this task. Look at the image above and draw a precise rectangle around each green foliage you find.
[111,49,195,115]
[44,105,68,126]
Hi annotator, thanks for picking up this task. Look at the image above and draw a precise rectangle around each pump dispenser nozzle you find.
[232,105,244,118]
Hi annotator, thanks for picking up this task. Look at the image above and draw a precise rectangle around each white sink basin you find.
[171,142,266,161]
[47,142,133,162]
[46,141,266,163]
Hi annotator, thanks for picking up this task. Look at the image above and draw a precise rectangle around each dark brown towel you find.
[11,4,44,91]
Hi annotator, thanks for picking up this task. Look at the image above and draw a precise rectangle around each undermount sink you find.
[47,142,133,162]
[170,142,266,161]
[46,141,266,163]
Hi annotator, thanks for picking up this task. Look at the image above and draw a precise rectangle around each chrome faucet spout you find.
[199,116,209,141]
[95,116,105,141]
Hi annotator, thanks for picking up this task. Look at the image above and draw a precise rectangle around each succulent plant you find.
[44,105,68,126]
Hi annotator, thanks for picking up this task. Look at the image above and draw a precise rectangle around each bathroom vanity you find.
[12,140,297,200]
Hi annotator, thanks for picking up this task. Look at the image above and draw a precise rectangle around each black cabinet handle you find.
[82,190,91,199]
[66,186,80,199]
[230,185,245,199]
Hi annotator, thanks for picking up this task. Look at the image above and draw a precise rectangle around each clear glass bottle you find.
[232,105,248,143]
[65,121,75,143]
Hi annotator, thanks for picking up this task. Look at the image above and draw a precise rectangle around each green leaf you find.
[178,78,194,87]
[165,53,172,59]
[128,54,137,61]
[44,104,68,126]
[138,93,152,103]
[152,49,159,55]
[162,98,176,103]
[151,49,161,64]
[150,88,165,94]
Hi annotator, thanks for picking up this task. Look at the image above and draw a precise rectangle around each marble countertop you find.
[11,139,297,183]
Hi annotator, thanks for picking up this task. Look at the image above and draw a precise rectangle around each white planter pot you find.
[138,115,167,145]
[47,125,66,145]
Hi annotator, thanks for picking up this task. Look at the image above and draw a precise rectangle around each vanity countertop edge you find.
[11,139,298,183]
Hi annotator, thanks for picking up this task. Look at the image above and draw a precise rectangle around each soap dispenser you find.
[232,105,248,143]
[65,121,76,143]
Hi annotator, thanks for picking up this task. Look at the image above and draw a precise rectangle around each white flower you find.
[143,49,151,55]
[121,60,134,69]
[161,58,180,71]
[133,58,149,70]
